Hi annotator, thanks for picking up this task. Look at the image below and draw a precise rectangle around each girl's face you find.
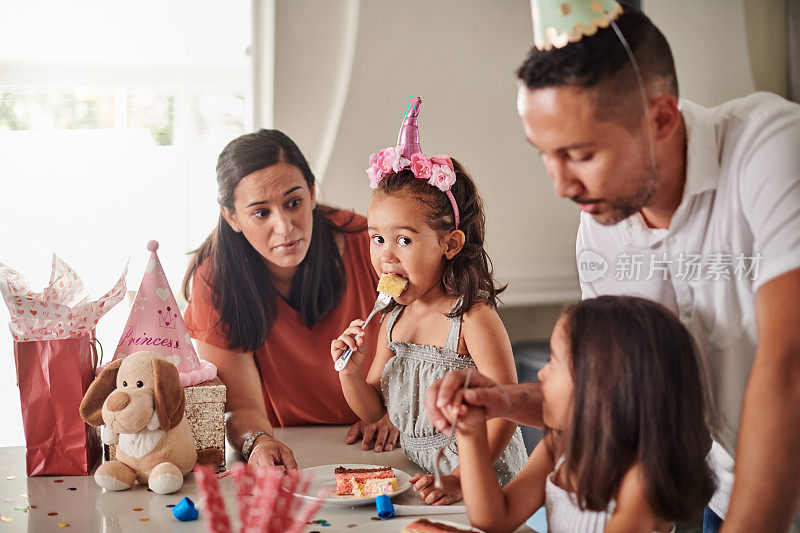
[222,162,315,280]
[537,315,574,430]
[367,192,451,306]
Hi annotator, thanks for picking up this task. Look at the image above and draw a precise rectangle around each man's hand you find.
[248,434,299,471]
[345,414,400,452]
[410,473,462,505]
[426,369,510,435]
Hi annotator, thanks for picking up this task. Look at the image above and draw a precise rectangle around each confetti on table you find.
[53,480,64,484]
[19,494,28,499]
[140,518,150,522]
[166,504,175,508]
[371,516,382,521]
[133,507,143,511]
[47,512,58,516]
[67,488,77,492]
[57,523,69,527]
[3,499,13,503]
[217,470,232,479]
[5,476,15,480]
[29,506,36,509]
[347,525,358,529]
[0,516,11,522]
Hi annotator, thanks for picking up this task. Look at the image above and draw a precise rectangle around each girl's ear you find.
[444,230,466,260]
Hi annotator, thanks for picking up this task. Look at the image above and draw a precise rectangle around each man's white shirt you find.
[576,92,800,519]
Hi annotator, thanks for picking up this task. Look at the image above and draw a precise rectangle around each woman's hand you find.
[331,319,367,369]
[345,414,401,452]
[409,473,463,505]
[248,434,299,472]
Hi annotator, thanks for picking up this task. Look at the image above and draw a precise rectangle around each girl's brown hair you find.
[374,158,504,317]
[557,295,714,521]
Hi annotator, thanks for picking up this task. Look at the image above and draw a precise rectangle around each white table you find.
[0,425,535,532]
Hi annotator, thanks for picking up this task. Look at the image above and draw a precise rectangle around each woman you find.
[183,129,398,469]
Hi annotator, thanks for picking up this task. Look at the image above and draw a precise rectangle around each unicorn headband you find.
[366,96,460,229]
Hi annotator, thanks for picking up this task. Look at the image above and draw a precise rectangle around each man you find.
[428,4,800,532]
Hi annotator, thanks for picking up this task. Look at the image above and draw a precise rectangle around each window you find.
[0,0,254,446]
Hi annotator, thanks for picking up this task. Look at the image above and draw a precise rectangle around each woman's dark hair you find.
[556,295,714,521]
[182,129,358,352]
[516,2,678,127]
[374,158,504,318]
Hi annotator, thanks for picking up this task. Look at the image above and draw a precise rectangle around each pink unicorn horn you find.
[397,96,422,159]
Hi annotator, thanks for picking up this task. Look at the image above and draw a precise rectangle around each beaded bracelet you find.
[241,430,273,461]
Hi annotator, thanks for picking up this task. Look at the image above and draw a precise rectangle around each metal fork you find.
[434,368,473,488]
[334,292,392,372]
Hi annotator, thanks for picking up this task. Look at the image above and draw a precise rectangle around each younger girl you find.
[449,296,715,532]
[331,98,526,505]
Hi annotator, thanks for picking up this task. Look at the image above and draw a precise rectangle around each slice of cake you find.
[402,519,475,532]
[363,477,398,497]
[377,273,408,297]
[334,466,395,495]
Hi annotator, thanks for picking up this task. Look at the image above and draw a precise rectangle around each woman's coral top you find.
[184,210,380,427]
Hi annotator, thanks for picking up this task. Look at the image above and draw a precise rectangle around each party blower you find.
[334,273,407,371]
[375,494,466,519]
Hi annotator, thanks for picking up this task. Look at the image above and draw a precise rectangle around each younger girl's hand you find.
[409,473,462,505]
[331,319,366,368]
[440,391,488,436]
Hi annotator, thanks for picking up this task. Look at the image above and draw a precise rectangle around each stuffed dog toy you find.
[79,351,197,494]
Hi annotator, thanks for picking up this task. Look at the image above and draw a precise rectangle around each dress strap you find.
[385,305,404,343]
[443,297,463,352]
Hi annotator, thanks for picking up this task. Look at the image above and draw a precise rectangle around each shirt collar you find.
[679,99,721,199]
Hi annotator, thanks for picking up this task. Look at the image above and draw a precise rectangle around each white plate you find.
[353,517,485,532]
[292,463,412,507]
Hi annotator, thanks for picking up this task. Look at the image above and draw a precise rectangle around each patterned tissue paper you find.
[0,254,127,341]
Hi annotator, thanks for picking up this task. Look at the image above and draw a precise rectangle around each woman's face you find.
[537,315,574,430]
[222,162,315,280]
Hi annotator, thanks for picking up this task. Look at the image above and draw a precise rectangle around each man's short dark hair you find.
[516,3,678,125]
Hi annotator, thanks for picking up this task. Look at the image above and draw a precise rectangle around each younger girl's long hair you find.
[557,295,714,521]
[182,129,358,352]
[374,158,504,318]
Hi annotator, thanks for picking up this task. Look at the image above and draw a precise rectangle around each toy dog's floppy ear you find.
[79,358,124,427]
[152,358,185,430]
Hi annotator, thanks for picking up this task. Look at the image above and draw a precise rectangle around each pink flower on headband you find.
[428,155,456,192]
[410,153,433,181]
[367,148,455,192]
[367,153,382,188]
[366,146,410,188]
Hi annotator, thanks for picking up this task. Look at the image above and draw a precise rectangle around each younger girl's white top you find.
[545,460,676,533]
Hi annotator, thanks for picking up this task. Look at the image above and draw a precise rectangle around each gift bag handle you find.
[90,337,104,373]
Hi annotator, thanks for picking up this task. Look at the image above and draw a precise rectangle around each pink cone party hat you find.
[112,240,217,387]
[396,96,422,159]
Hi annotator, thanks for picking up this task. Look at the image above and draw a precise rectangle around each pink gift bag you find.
[13,332,101,476]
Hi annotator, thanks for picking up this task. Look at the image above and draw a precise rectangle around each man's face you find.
[517,84,656,226]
